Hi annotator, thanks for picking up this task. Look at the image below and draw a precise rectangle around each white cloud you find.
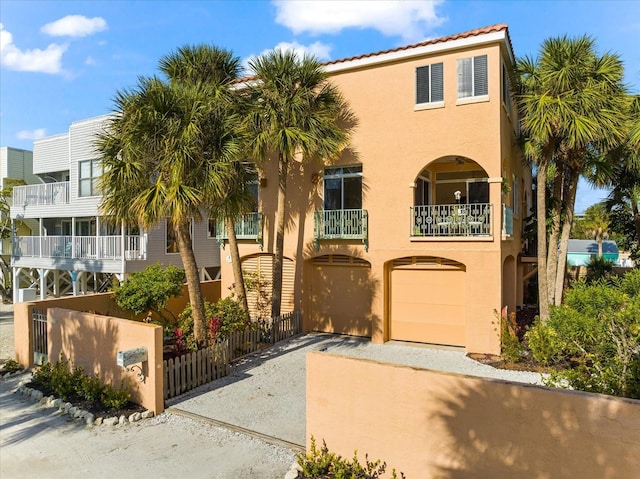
[0,23,67,74]
[41,15,107,38]
[85,56,96,66]
[16,128,47,141]
[243,40,332,74]
[273,0,446,43]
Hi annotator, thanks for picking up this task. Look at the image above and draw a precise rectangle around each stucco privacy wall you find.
[306,352,640,479]
[48,308,163,414]
[14,281,221,367]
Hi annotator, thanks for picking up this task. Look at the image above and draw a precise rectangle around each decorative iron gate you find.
[32,308,47,364]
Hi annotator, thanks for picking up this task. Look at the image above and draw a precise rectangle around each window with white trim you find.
[416,63,444,105]
[79,159,102,197]
[457,54,488,99]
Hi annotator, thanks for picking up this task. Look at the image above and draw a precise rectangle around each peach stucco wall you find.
[220,36,528,355]
[48,308,163,414]
[307,352,640,479]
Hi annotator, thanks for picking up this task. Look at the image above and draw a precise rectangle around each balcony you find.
[314,209,368,251]
[215,213,263,247]
[13,182,70,207]
[411,203,493,238]
[12,235,147,261]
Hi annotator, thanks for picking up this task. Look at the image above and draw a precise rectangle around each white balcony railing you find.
[13,182,70,207]
[13,235,147,261]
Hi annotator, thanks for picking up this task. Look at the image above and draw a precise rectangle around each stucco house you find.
[9,115,221,302]
[220,24,532,355]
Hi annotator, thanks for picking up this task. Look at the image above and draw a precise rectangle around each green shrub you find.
[80,374,105,402]
[497,310,525,362]
[297,437,404,479]
[101,381,132,410]
[527,269,640,398]
[585,256,614,284]
[176,296,251,350]
[1,359,23,373]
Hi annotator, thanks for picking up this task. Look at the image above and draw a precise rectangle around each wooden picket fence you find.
[163,310,301,400]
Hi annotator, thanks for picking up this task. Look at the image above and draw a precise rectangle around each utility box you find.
[18,288,37,302]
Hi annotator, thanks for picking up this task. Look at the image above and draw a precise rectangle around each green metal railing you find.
[502,204,514,236]
[314,209,368,251]
[215,213,263,248]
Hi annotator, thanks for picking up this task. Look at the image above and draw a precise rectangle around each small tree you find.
[113,263,185,330]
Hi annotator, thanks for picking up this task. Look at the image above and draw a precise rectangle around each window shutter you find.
[474,55,488,96]
[431,62,443,102]
[416,66,430,104]
[457,58,472,98]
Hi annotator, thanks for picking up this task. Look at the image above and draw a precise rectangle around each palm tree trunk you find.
[537,162,551,321]
[553,168,578,306]
[175,221,207,347]
[546,160,565,305]
[226,217,249,313]
[271,156,288,318]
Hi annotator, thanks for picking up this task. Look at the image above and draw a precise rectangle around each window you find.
[502,62,512,114]
[416,63,444,105]
[166,221,179,253]
[207,218,217,239]
[457,54,488,99]
[323,165,362,210]
[435,171,489,205]
[79,160,102,197]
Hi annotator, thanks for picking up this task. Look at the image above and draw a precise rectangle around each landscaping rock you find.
[118,415,127,426]
[31,389,43,401]
[73,409,84,419]
[284,467,300,479]
[129,412,141,423]
[103,417,118,426]
[64,403,73,414]
[53,398,63,408]
[3,372,10,379]
[68,406,77,416]
[141,410,154,419]
[95,417,103,426]
[85,413,94,426]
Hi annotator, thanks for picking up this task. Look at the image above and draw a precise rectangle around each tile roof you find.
[324,24,510,67]
[235,24,511,84]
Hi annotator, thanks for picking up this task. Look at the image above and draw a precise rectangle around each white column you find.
[12,267,19,303]
[39,269,46,299]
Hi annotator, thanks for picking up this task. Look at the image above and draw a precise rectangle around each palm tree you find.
[582,203,611,257]
[245,49,353,317]
[159,45,254,312]
[516,35,628,318]
[207,161,258,312]
[97,46,242,346]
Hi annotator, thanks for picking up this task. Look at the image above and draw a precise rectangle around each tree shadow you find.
[427,377,637,478]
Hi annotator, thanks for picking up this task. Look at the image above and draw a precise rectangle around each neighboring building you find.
[567,239,619,267]
[219,24,533,355]
[9,115,221,302]
[0,147,41,278]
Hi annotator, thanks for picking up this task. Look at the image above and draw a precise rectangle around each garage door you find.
[310,255,372,337]
[242,254,294,318]
[390,257,466,346]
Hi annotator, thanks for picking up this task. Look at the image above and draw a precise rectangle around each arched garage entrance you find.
[309,255,373,337]
[389,256,466,347]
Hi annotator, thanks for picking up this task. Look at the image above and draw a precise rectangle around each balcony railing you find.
[215,213,263,247]
[13,235,147,261]
[13,182,70,207]
[411,203,493,237]
[502,205,514,236]
[314,209,368,251]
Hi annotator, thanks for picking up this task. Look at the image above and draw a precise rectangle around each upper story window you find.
[457,54,488,99]
[416,63,444,106]
[502,62,512,115]
[79,159,101,197]
[323,165,362,210]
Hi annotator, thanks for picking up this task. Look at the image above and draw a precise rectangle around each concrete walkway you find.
[169,333,544,447]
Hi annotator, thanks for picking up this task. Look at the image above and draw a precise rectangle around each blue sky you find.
[1,0,639,212]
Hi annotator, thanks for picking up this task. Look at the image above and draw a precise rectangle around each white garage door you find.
[390,257,466,347]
